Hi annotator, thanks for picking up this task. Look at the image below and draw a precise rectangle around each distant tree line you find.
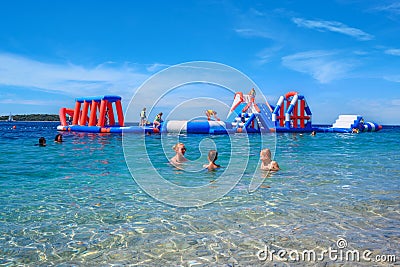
[0,114,59,121]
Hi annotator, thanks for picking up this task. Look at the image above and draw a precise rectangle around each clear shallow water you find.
[0,122,399,266]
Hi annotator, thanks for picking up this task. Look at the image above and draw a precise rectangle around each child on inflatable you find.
[153,112,163,129]
[205,110,220,121]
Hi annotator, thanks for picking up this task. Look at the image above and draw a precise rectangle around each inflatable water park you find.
[57,91,382,134]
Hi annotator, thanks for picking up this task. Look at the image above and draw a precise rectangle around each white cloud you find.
[392,99,400,106]
[146,63,171,72]
[385,49,400,56]
[0,53,150,97]
[383,75,400,83]
[292,18,374,41]
[373,2,400,15]
[249,8,264,17]
[281,50,355,83]
[353,50,369,56]
[0,98,63,106]
[256,46,283,65]
[234,28,272,39]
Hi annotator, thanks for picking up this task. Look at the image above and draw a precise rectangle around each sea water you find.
[0,122,399,266]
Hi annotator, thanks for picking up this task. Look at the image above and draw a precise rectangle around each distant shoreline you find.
[0,114,59,121]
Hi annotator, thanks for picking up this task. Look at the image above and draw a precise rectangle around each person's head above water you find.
[260,148,280,171]
[170,143,188,165]
[173,143,186,155]
[54,134,63,143]
[260,148,272,161]
[38,137,46,146]
[208,150,218,163]
[203,149,221,170]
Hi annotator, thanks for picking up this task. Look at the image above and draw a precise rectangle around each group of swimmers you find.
[38,132,281,172]
[37,134,63,146]
[169,142,280,172]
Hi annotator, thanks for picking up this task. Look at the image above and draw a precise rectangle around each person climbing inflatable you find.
[205,109,220,121]
[153,112,163,129]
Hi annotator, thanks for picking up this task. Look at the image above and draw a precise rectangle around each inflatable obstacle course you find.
[58,95,126,133]
[328,115,382,133]
[57,91,382,134]
[271,91,313,132]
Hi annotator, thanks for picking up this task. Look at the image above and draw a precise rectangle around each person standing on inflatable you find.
[140,107,147,126]
[205,110,220,121]
[105,108,109,125]
[249,88,256,100]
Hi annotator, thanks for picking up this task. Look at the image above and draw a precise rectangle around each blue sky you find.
[0,0,399,124]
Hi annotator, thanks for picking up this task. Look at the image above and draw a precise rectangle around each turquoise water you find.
[0,122,399,266]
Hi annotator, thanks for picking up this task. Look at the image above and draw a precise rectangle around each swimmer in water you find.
[38,137,46,147]
[170,143,188,166]
[54,134,63,143]
[260,148,280,171]
[203,150,221,171]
